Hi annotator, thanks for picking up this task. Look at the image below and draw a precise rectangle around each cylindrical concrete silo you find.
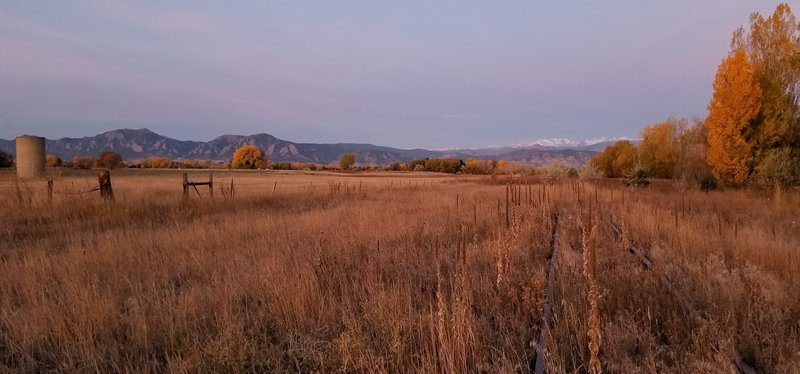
[15,135,46,179]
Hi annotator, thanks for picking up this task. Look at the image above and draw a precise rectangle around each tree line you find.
[0,145,564,177]
[594,3,800,189]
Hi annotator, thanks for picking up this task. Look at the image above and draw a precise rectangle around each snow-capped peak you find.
[582,136,630,146]
[513,136,630,148]
[516,138,580,147]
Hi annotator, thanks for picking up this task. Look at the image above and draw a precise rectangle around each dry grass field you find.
[1,169,799,373]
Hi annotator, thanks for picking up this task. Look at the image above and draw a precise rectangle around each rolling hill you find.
[0,128,600,166]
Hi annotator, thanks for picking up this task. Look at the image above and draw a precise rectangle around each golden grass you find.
[1,170,798,372]
[582,222,601,374]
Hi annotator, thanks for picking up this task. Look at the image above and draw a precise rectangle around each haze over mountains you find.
[0,129,609,166]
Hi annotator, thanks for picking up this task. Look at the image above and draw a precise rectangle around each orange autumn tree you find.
[46,154,62,167]
[705,48,762,186]
[638,118,687,178]
[591,140,637,178]
[232,145,268,169]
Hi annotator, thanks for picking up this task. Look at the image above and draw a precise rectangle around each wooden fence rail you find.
[183,172,213,198]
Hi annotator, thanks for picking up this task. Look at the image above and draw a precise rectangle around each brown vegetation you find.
[95,151,125,169]
[45,155,61,168]
[66,156,95,169]
[1,170,798,372]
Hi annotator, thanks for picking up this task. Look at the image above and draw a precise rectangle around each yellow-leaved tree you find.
[732,3,800,151]
[705,48,762,186]
[339,153,356,170]
[638,118,687,179]
[591,140,637,178]
[232,145,268,169]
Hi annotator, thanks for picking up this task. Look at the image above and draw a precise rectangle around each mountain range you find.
[512,137,630,150]
[0,128,610,166]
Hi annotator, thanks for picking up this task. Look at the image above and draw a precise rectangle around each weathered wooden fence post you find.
[505,183,510,228]
[183,173,189,199]
[184,172,213,199]
[473,194,477,227]
[47,178,53,203]
[98,170,113,200]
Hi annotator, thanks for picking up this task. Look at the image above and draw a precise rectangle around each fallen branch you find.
[609,221,757,374]
[533,212,560,374]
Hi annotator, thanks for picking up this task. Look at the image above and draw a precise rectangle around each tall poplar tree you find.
[706,48,762,186]
[732,3,800,155]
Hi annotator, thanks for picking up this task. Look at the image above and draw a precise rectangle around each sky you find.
[0,1,789,149]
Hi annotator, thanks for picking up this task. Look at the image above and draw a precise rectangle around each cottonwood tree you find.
[465,158,495,174]
[69,156,95,169]
[46,154,62,167]
[706,48,762,186]
[232,145,268,169]
[732,3,800,152]
[144,157,173,168]
[727,3,800,188]
[678,117,714,182]
[96,151,124,169]
[339,153,356,170]
[591,140,638,178]
[638,118,687,178]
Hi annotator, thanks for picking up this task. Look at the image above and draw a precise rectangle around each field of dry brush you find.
[1,170,799,373]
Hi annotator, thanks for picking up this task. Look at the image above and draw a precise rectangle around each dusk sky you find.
[0,1,786,149]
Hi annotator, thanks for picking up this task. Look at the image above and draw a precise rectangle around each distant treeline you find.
[593,4,800,189]
[3,144,569,177]
[388,158,532,175]
[0,146,577,175]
